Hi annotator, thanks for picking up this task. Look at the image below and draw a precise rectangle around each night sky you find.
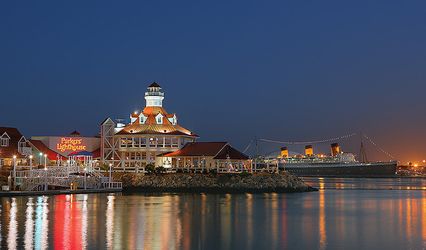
[1,1,425,163]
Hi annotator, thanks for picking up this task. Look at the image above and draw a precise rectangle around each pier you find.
[5,154,122,193]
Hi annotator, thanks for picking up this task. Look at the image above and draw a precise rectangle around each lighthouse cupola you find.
[145,82,165,107]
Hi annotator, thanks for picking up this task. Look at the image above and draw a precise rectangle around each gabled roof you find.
[101,117,116,125]
[0,127,26,158]
[213,144,250,160]
[161,142,249,160]
[1,132,10,139]
[70,130,81,136]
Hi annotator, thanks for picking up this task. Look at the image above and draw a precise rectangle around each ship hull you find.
[279,161,397,177]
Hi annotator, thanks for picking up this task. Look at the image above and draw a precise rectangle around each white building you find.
[101,82,198,171]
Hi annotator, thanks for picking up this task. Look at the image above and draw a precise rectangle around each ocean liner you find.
[276,143,397,177]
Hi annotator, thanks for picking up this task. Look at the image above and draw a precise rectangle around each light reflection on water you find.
[304,177,426,190]
[0,182,426,249]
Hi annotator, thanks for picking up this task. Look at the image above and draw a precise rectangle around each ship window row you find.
[120,137,181,148]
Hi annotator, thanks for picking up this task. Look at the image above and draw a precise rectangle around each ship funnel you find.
[280,147,289,158]
[331,143,341,156]
[305,145,313,156]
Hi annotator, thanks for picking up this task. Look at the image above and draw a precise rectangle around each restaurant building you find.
[156,142,251,172]
[101,82,198,171]
[31,131,100,163]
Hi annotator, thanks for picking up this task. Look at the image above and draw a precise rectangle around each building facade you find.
[0,127,32,167]
[101,82,198,171]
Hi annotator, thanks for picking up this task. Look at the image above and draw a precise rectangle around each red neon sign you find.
[56,138,87,152]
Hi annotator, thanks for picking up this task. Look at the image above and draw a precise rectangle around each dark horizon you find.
[1,1,425,163]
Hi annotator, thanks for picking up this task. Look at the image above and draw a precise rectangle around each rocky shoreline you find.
[114,172,317,193]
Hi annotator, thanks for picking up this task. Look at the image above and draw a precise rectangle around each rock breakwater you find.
[114,172,316,193]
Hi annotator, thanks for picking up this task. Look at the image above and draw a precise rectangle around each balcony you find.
[145,91,164,97]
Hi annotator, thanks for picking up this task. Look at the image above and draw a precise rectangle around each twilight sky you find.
[1,1,425,163]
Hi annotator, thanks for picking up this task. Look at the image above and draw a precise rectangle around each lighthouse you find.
[100,81,198,171]
[144,82,164,107]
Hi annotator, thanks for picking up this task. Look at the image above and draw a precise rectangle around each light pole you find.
[39,152,42,166]
[13,155,16,190]
[84,167,87,190]
[29,155,33,171]
[109,163,112,183]
[44,154,47,169]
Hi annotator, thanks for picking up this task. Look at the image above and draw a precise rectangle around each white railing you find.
[12,164,122,191]
[102,182,122,190]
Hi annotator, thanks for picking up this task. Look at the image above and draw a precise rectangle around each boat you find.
[275,143,397,177]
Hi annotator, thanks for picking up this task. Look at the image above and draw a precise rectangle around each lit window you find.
[155,113,163,124]
[140,114,146,124]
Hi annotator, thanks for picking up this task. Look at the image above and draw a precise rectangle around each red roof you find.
[161,142,249,160]
[125,105,197,137]
[29,140,66,161]
[92,148,100,158]
[0,127,26,158]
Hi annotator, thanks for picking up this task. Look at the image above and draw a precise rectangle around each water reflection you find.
[304,177,426,190]
[319,190,326,250]
[34,196,49,250]
[0,186,426,249]
[106,195,114,249]
[8,198,17,250]
[24,197,34,250]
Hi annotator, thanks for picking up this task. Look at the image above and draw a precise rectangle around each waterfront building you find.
[101,82,198,171]
[0,127,32,167]
[156,142,250,172]
[30,131,100,164]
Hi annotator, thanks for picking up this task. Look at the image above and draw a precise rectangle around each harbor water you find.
[0,178,426,249]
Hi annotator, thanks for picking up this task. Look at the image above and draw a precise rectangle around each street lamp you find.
[39,152,43,166]
[12,155,17,176]
[29,155,33,170]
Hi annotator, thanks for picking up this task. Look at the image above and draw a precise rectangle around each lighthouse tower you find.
[144,82,164,107]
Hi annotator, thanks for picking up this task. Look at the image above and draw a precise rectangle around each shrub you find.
[209,169,218,175]
[240,171,251,177]
[145,164,155,174]
[100,163,109,172]
[155,166,166,174]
